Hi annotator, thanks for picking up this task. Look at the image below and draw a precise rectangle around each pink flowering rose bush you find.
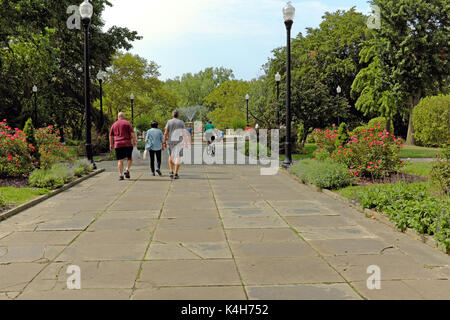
[0,120,34,177]
[332,122,404,178]
[36,126,74,169]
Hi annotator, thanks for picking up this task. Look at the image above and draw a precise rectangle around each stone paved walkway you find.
[0,159,449,300]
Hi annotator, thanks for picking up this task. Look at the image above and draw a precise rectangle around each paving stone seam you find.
[206,166,250,300]
[13,172,142,300]
[178,243,207,260]
[237,172,368,300]
[129,175,173,300]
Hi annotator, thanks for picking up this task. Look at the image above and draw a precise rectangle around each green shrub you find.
[313,127,338,154]
[332,123,404,178]
[342,182,450,251]
[315,149,330,161]
[64,139,81,147]
[290,160,353,189]
[334,122,349,149]
[431,144,450,195]
[350,125,367,140]
[29,164,73,189]
[368,117,394,132]
[244,140,271,157]
[231,119,247,131]
[137,140,146,151]
[23,118,40,167]
[306,134,315,144]
[76,130,109,155]
[0,196,5,207]
[0,120,34,178]
[36,126,74,169]
[434,205,450,252]
[72,159,93,177]
[413,94,450,147]
[92,131,109,154]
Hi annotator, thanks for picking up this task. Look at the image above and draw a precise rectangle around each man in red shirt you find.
[109,112,137,180]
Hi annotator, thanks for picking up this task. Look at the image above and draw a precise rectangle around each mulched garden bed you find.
[0,177,29,188]
[354,171,428,186]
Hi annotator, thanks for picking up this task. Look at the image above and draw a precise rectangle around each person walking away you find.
[146,121,164,176]
[186,123,193,142]
[109,112,137,180]
[163,110,189,180]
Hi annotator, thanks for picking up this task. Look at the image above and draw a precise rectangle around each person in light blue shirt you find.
[145,121,164,176]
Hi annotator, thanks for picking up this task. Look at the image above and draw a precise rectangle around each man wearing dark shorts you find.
[109,112,137,181]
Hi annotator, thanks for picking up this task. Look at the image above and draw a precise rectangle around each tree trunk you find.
[406,90,422,145]
[385,109,392,133]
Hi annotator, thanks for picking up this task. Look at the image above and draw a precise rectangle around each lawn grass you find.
[0,187,50,206]
[400,161,433,178]
[280,143,318,160]
[399,145,441,158]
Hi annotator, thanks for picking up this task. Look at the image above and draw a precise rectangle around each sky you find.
[102,0,371,81]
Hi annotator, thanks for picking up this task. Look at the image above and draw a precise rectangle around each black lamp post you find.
[336,85,342,125]
[130,93,134,126]
[97,70,106,130]
[245,94,249,126]
[32,85,38,126]
[275,72,281,127]
[80,0,96,169]
[282,1,295,167]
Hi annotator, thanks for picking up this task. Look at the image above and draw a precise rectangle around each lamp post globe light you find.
[130,93,135,126]
[97,70,106,129]
[79,0,96,169]
[283,1,295,167]
[32,85,38,126]
[336,86,342,125]
[245,94,250,126]
[275,72,281,126]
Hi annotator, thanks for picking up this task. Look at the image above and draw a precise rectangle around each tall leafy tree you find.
[264,8,370,128]
[203,80,250,112]
[356,0,449,144]
[100,52,178,128]
[0,0,141,139]
[164,67,234,107]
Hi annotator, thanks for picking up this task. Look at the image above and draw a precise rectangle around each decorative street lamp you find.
[97,70,106,130]
[283,1,295,167]
[32,85,38,126]
[275,72,281,127]
[130,93,135,126]
[79,0,96,169]
[245,93,250,126]
[336,85,342,125]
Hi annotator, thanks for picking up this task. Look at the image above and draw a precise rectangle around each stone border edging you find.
[281,168,449,255]
[0,169,105,222]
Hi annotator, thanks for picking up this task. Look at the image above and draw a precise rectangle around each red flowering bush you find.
[313,124,339,154]
[0,120,34,177]
[76,130,109,156]
[332,122,404,178]
[36,126,74,169]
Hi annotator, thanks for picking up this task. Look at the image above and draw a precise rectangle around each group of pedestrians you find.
[109,110,195,181]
